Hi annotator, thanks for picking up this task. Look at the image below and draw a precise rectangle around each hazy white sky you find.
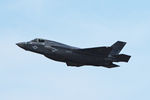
[0,0,150,100]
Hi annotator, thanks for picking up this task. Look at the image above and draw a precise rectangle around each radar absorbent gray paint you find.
[16,38,131,68]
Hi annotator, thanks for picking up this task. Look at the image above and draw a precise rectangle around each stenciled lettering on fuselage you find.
[45,45,58,52]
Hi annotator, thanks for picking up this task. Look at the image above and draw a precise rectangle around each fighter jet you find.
[16,38,131,68]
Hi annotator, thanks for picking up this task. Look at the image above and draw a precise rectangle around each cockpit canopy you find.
[31,38,45,43]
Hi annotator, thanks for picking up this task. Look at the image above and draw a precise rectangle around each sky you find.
[0,0,150,100]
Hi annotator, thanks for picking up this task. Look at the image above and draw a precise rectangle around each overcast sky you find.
[0,0,150,100]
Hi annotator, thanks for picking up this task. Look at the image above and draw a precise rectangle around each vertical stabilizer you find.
[109,41,126,56]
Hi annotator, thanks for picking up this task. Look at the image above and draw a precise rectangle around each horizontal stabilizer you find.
[76,47,112,57]
[105,63,120,68]
[116,54,131,62]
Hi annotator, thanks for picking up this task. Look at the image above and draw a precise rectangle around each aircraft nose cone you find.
[16,42,26,49]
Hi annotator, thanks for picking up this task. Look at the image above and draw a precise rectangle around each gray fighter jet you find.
[16,38,131,68]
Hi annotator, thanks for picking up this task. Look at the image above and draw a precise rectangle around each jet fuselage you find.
[17,38,131,68]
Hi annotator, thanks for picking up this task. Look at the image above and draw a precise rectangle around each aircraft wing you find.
[75,47,112,57]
